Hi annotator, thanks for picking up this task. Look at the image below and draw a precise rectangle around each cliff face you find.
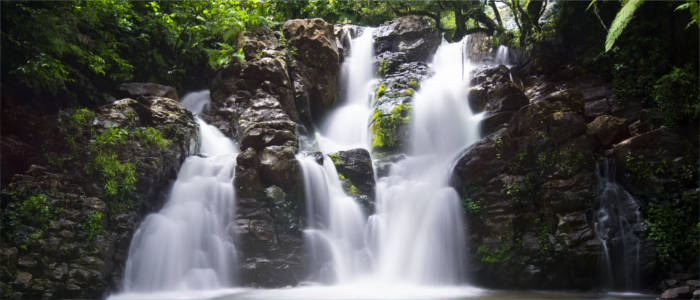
[451,59,698,290]
[1,85,198,299]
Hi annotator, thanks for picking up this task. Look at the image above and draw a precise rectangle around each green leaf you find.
[586,0,597,11]
[605,0,645,52]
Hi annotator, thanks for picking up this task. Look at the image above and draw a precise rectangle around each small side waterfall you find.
[122,91,240,292]
[495,45,510,65]
[594,159,642,291]
[319,27,376,152]
[298,154,369,283]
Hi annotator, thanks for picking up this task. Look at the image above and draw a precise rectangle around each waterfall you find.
[121,91,240,292]
[319,27,376,152]
[495,45,510,65]
[298,32,482,285]
[594,159,642,291]
[298,154,369,283]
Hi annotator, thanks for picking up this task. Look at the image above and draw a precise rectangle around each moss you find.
[374,81,387,101]
[476,243,512,263]
[401,88,415,96]
[462,196,482,214]
[408,77,420,89]
[329,153,342,166]
[370,103,411,151]
[336,172,359,196]
[377,58,390,76]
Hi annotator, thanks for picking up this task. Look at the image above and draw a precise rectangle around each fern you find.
[675,0,700,29]
[605,0,645,52]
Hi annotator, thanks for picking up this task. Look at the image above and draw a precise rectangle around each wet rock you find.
[586,115,629,147]
[480,111,514,137]
[468,87,488,113]
[0,92,197,298]
[329,149,376,210]
[662,286,692,299]
[117,82,178,101]
[284,19,340,123]
[374,16,440,63]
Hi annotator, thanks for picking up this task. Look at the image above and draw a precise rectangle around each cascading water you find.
[298,31,482,285]
[495,45,510,65]
[298,154,369,283]
[594,159,642,291]
[319,27,376,152]
[121,91,240,293]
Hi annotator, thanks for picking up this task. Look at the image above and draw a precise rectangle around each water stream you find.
[121,92,240,293]
[594,159,642,291]
[298,31,483,286]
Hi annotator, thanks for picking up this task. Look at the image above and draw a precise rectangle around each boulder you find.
[329,149,376,210]
[661,286,692,299]
[586,115,629,147]
[117,82,178,101]
[374,16,441,63]
[480,111,514,137]
[283,18,340,123]
[468,86,488,113]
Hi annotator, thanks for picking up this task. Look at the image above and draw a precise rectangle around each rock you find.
[283,19,338,70]
[329,149,376,210]
[284,19,340,123]
[612,128,685,164]
[117,82,178,101]
[374,16,440,63]
[238,27,280,60]
[586,115,629,147]
[14,272,32,286]
[480,111,514,137]
[661,286,692,299]
[0,90,198,299]
[689,280,700,288]
[485,86,529,114]
[468,87,488,113]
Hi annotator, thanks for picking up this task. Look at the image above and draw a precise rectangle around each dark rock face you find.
[452,58,698,291]
[469,65,529,137]
[329,149,376,211]
[586,115,630,147]
[0,92,197,299]
[209,19,342,287]
[283,19,340,124]
[117,82,179,101]
[374,16,441,65]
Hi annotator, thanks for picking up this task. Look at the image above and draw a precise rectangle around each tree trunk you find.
[454,8,467,40]
[489,0,504,29]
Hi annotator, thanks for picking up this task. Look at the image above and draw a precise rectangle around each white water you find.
[495,45,510,65]
[120,91,240,293]
[594,159,641,290]
[298,33,483,286]
[318,28,376,153]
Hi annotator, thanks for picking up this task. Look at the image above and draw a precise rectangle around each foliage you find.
[645,191,699,264]
[675,0,700,29]
[462,197,482,214]
[2,0,277,103]
[17,194,55,228]
[82,211,105,241]
[604,0,644,52]
[652,65,700,128]
[370,103,411,151]
[476,243,512,263]
[56,107,174,213]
